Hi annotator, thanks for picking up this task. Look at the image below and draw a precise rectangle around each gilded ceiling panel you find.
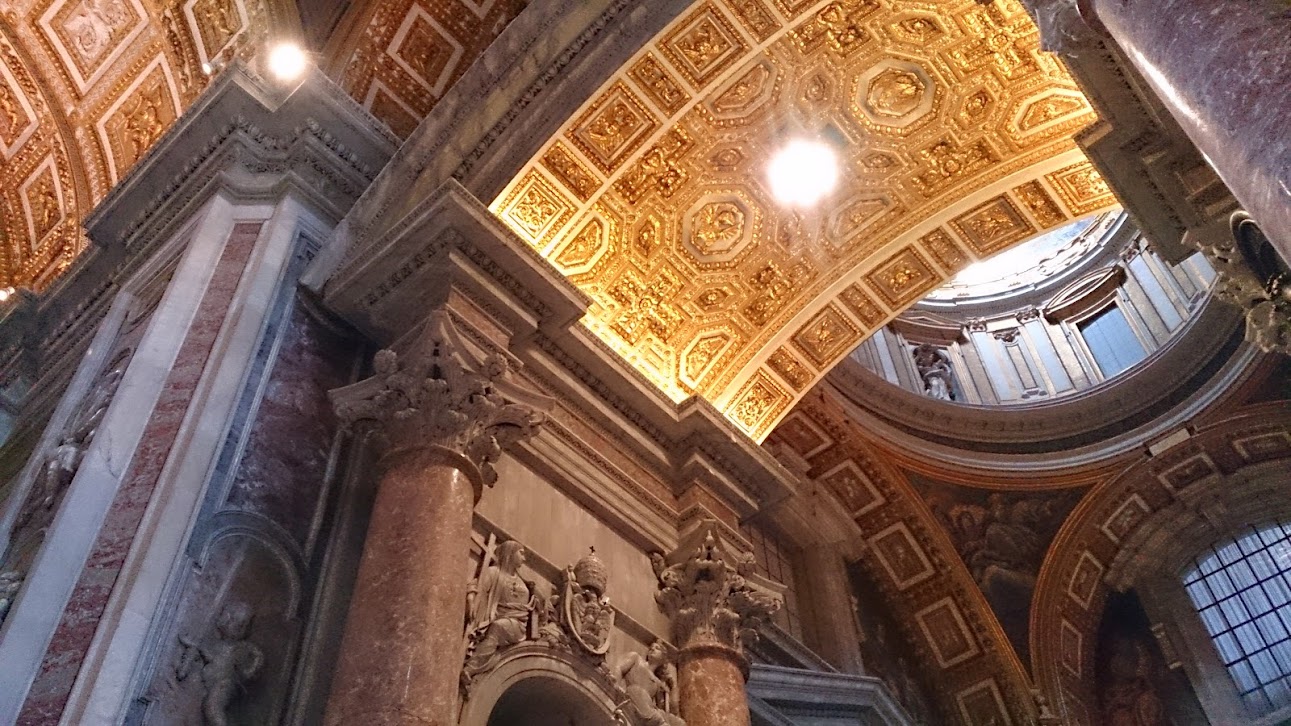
[0,0,292,289]
[491,0,1120,440]
[0,29,83,289]
[325,0,529,140]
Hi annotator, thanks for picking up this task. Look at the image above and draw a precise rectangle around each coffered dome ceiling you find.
[491,0,1119,440]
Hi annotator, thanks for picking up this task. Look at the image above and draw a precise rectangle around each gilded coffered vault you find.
[0,0,527,290]
[492,0,1119,440]
[0,0,297,289]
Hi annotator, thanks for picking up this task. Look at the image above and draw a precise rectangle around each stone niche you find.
[134,531,299,725]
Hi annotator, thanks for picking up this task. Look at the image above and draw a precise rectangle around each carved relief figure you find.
[64,0,134,64]
[584,100,641,158]
[29,179,62,242]
[0,82,23,141]
[463,540,538,680]
[614,641,684,726]
[123,84,168,164]
[867,69,923,117]
[912,343,954,400]
[176,601,264,726]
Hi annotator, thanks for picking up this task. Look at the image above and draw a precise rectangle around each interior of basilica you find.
[1,0,1290,724]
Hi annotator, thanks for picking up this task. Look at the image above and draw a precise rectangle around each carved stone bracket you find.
[328,311,551,497]
[1192,213,1291,355]
[652,522,782,674]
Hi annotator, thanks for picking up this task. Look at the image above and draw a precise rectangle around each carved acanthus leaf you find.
[652,526,781,661]
[329,312,550,486]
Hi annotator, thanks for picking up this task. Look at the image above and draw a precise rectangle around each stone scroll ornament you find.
[329,311,549,498]
[651,531,782,668]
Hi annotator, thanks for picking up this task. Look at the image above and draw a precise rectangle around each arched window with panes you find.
[1181,523,1291,720]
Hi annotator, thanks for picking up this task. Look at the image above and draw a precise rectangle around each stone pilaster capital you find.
[329,311,552,495]
[652,522,782,673]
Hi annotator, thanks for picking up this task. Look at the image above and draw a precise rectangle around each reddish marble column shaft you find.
[1088,0,1291,259]
[324,449,476,726]
[677,644,751,726]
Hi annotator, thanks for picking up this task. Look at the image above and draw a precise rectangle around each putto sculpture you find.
[176,600,264,726]
[613,640,685,726]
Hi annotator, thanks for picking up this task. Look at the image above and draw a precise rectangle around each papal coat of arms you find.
[556,548,616,655]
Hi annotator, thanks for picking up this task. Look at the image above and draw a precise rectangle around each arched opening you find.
[486,675,609,726]
[1180,522,1291,719]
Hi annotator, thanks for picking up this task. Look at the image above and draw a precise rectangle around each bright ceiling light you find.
[267,42,308,82]
[767,139,839,207]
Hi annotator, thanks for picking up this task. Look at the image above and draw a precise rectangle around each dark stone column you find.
[1081,0,1291,260]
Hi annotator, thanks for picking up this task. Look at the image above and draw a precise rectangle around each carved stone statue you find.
[12,363,123,535]
[15,438,83,530]
[463,540,538,681]
[0,570,23,624]
[613,641,685,726]
[912,343,954,401]
[1033,688,1061,726]
[176,601,264,726]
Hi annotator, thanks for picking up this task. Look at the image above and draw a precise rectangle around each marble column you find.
[654,524,781,726]
[1050,0,1291,259]
[322,312,546,726]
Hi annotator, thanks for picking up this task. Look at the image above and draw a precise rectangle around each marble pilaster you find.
[322,312,548,726]
[801,546,865,676]
[653,522,782,726]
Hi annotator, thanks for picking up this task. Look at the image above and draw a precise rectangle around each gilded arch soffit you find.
[491,0,1119,441]
[1030,403,1291,725]
[769,390,1037,725]
[320,0,529,140]
[0,0,298,289]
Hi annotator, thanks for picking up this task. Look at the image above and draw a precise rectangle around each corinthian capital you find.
[652,523,782,667]
[329,312,550,491]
